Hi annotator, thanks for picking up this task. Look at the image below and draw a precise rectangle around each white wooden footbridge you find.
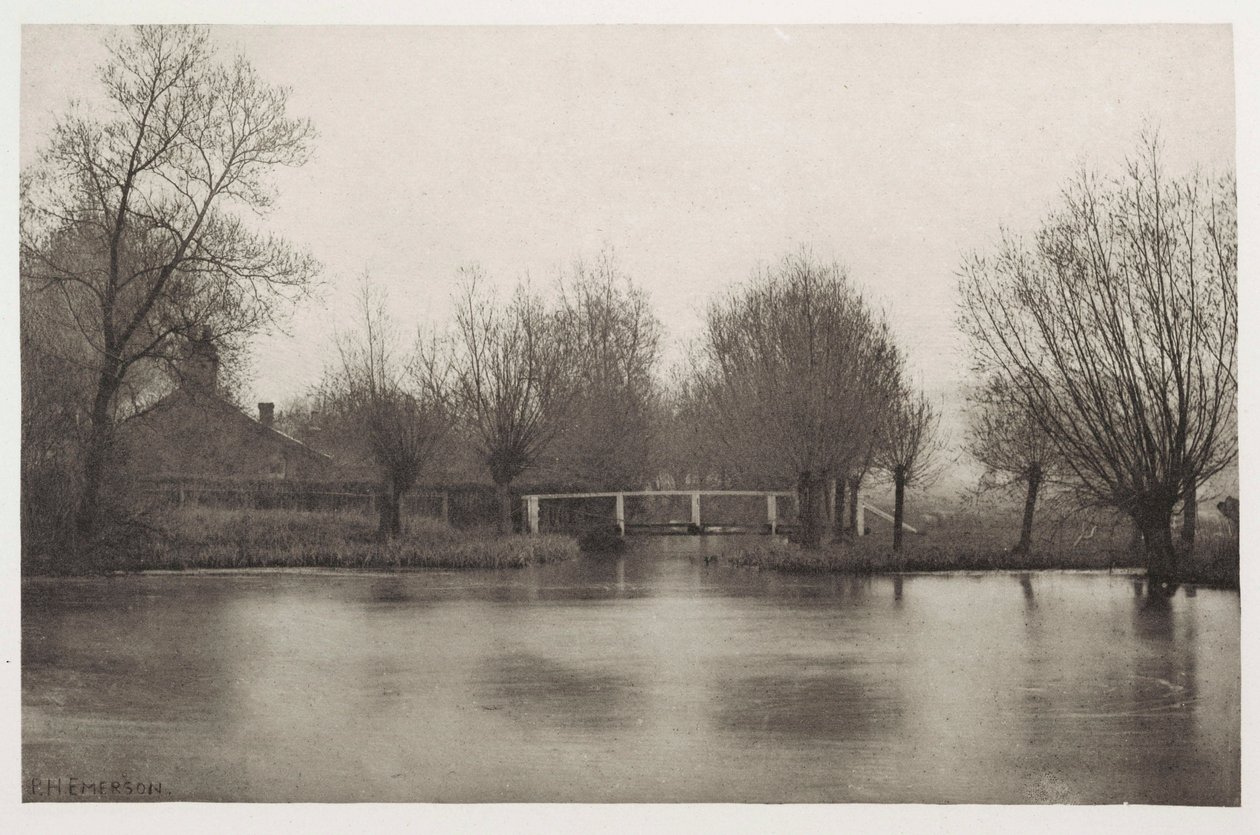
[520,489,916,536]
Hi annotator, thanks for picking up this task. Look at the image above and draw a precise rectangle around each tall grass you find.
[730,537,1138,575]
[1183,531,1240,589]
[112,507,579,571]
[727,509,1238,588]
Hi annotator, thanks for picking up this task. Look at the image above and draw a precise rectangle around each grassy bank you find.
[730,540,1133,574]
[27,507,580,573]
[727,513,1239,589]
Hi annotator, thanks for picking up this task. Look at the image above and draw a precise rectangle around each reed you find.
[118,507,579,571]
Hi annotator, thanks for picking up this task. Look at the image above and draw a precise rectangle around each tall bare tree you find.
[318,278,450,540]
[552,250,663,489]
[696,248,903,548]
[965,373,1062,555]
[958,135,1236,586]
[446,267,573,533]
[874,387,945,550]
[21,26,318,544]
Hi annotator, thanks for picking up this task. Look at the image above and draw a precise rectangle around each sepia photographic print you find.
[7,4,1255,831]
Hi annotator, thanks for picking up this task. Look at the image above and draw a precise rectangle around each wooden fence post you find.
[767,494,778,535]
[615,493,626,536]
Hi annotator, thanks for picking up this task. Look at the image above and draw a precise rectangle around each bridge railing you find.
[518,489,909,537]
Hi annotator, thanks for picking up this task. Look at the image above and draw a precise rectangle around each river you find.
[22,537,1239,804]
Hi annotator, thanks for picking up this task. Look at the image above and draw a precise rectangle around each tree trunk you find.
[848,475,862,534]
[835,476,848,536]
[1134,500,1178,590]
[797,470,823,549]
[495,481,514,535]
[824,472,836,541]
[892,465,907,551]
[377,482,403,541]
[76,369,122,544]
[1014,462,1042,556]
[1180,481,1197,554]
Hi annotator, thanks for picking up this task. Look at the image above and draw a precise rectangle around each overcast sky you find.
[21,25,1235,416]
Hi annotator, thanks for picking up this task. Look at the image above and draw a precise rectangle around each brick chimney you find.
[258,402,275,429]
[184,329,220,393]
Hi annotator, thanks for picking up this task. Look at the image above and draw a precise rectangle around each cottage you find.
[123,334,335,486]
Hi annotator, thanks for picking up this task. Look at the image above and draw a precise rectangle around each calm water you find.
[22,537,1239,804]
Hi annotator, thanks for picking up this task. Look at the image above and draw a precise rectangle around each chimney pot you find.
[259,402,275,428]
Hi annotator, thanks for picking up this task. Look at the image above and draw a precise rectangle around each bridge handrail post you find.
[525,495,540,534]
[854,485,865,536]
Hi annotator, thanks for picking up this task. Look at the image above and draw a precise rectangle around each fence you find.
[138,477,455,522]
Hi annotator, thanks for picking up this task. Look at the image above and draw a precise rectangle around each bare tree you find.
[874,387,945,550]
[318,278,450,540]
[958,135,1236,586]
[965,373,1062,555]
[20,26,318,544]
[446,267,573,533]
[695,248,903,548]
[652,363,730,489]
[552,250,663,489]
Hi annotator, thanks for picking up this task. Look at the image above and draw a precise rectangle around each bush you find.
[21,465,168,575]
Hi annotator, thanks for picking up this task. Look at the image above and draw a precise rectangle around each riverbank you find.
[23,507,580,574]
[729,533,1239,589]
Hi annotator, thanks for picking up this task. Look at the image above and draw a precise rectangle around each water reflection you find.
[1018,572,1036,603]
[22,541,1239,804]
[477,652,644,731]
[716,670,903,742]
[369,575,413,603]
